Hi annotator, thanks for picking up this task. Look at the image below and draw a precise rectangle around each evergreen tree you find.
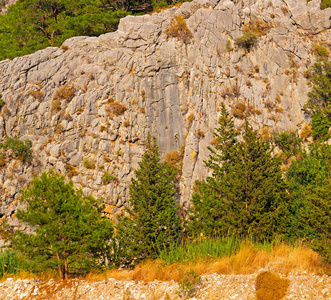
[188,104,288,240]
[115,133,182,266]
[286,142,331,262]
[12,170,113,279]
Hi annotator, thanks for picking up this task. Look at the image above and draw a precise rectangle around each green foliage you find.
[304,59,331,140]
[101,171,118,184]
[12,170,114,279]
[320,0,331,9]
[0,0,130,61]
[115,133,182,266]
[302,180,331,264]
[188,103,289,240]
[158,236,240,264]
[286,143,331,261]
[0,97,5,109]
[0,250,25,278]
[83,157,95,169]
[0,137,32,162]
[235,32,258,52]
[315,44,329,57]
[0,0,191,61]
[177,270,202,299]
[311,111,331,140]
[272,131,302,163]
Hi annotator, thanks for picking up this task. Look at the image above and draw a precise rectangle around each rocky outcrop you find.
[0,0,330,233]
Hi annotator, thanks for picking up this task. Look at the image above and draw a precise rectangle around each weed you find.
[53,84,75,101]
[102,171,119,185]
[195,129,205,140]
[261,126,271,141]
[300,124,312,140]
[83,158,95,169]
[100,126,107,132]
[232,102,246,119]
[52,100,61,112]
[226,39,232,52]
[235,32,258,52]
[61,45,69,52]
[106,102,127,118]
[64,164,78,179]
[165,15,193,44]
[177,270,202,299]
[165,147,184,180]
[139,107,145,114]
[77,107,84,115]
[243,19,272,36]
[28,89,44,101]
[141,90,146,101]
[123,120,130,127]
[187,113,195,129]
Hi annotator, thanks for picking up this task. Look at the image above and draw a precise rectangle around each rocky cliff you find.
[0,0,330,236]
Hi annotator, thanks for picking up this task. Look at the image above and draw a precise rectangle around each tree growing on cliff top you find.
[12,170,113,279]
[115,133,182,266]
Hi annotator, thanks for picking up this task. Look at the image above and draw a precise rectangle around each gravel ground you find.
[0,273,330,300]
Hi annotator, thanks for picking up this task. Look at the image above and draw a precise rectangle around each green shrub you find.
[311,111,331,141]
[320,0,331,10]
[0,97,5,109]
[101,171,119,184]
[0,137,32,162]
[82,157,95,169]
[165,15,193,44]
[0,250,25,278]
[64,164,78,179]
[235,32,258,51]
[314,44,329,57]
[177,270,202,299]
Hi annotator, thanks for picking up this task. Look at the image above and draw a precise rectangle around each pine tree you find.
[115,133,182,266]
[12,170,113,279]
[188,104,288,240]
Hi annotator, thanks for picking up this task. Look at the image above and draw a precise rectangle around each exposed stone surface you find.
[0,0,330,231]
[0,273,330,299]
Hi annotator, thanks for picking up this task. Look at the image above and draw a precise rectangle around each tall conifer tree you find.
[188,103,289,239]
[115,133,182,266]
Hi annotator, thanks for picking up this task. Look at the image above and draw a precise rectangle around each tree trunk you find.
[64,251,68,280]
[56,252,64,280]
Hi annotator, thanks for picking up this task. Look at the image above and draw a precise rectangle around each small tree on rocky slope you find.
[12,170,113,279]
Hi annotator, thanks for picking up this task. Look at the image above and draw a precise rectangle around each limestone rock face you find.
[0,0,330,230]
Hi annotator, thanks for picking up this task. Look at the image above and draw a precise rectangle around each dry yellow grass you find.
[84,242,328,283]
[0,269,59,282]
[2,243,327,284]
